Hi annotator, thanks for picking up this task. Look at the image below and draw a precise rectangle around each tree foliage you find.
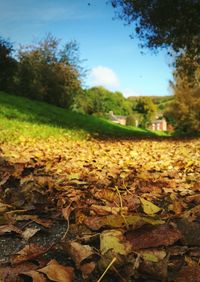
[167,77,200,134]
[73,86,132,116]
[0,37,17,92]
[111,0,200,55]
[130,97,157,127]
[16,34,83,108]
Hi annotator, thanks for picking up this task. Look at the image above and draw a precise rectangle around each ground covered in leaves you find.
[0,138,200,282]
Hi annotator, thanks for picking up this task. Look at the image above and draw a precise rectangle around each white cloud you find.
[89,66,120,90]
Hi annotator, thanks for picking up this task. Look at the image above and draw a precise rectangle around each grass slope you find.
[0,92,160,143]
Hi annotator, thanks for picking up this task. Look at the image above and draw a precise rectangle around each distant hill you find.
[0,92,161,143]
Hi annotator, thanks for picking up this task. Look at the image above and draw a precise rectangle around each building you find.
[108,111,127,126]
[150,117,167,131]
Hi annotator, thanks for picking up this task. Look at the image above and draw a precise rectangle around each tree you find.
[126,113,142,127]
[73,86,132,116]
[0,37,17,92]
[134,97,157,127]
[166,74,200,134]
[16,34,83,108]
[110,0,200,55]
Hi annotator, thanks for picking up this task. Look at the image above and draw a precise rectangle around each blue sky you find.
[0,0,173,97]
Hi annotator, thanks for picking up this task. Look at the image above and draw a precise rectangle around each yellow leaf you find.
[100,230,131,255]
[138,249,166,263]
[140,197,161,215]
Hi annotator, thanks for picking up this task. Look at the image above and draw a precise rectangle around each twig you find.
[115,185,123,210]
[61,217,70,240]
[97,257,117,282]
[115,186,128,228]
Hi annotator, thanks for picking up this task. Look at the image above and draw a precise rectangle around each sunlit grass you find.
[0,91,161,143]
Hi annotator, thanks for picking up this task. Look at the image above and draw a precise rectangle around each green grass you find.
[0,92,161,143]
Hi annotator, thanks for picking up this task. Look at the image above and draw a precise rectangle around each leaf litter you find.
[0,138,199,281]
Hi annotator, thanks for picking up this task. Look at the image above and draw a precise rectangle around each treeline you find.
[0,34,199,134]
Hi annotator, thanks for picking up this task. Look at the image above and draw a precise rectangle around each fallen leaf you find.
[193,182,200,191]
[22,270,46,282]
[15,215,52,228]
[183,205,200,221]
[126,224,181,250]
[90,204,128,216]
[174,266,200,282]
[22,226,41,241]
[100,230,131,255]
[62,240,97,278]
[11,244,49,265]
[138,256,168,280]
[84,214,164,231]
[175,219,200,246]
[138,249,166,263]
[0,262,39,281]
[140,197,161,215]
[38,259,74,282]
[0,202,12,213]
[80,262,96,279]
[62,203,74,221]
[93,188,118,202]
[0,224,22,236]
[185,194,200,204]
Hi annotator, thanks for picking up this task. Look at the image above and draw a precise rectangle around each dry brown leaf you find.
[169,200,184,215]
[183,205,200,221]
[0,224,22,236]
[80,262,96,279]
[93,188,118,202]
[22,270,46,282]
[174,266,200,282]
[138,256,168,280]
[192,182,200,191]
[38,259,74,282]
[126,224,181,250]
[0,202,12,213]
[11,243,49,265]
[185,194,200,204]
[62,203,74,221]
[90,204,128,216]
[22,226,41,241]
[15,215,52,228]
[175,219,200,246]
[0,262,39,281]
[62,241,97,277]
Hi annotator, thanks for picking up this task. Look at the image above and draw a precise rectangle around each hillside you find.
[0,92,159,143]
[128,95,174,111]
